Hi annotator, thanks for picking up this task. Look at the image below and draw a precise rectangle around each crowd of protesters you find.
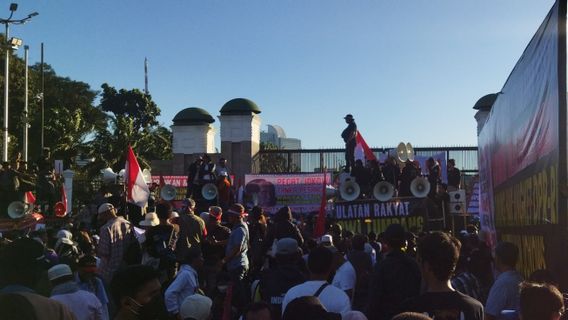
[0,188,566,320]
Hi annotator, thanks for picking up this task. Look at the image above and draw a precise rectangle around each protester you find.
[485,241,523,320]
[331,245,356,300]
[202,206,231,296]
[347,234,373,310]
[179,294,213,320]
[366,224,421,320]
[281,246,351,315]
[0,237,76,320]
[165,247,204,318]
[391,313,433,320]
[75,255,110,320]
[48,264,105,320]
[144,202,178,284]
[110,264,167,320]
[401,232,483,319]
[248,205,268,277]
[176,198,207,262]
[519,281,564,320]
[97,203,134,285]
[282,296,341,320]
[244,301,273,320]
[258,238,306,320]
[266,206,304,251]
[222,203,250,314]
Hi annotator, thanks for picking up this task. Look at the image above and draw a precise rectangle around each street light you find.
[0,3,38,162]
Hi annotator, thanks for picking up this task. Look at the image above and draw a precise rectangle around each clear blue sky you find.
[9,0,557,148]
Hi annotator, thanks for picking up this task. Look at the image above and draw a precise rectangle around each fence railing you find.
[252,146,478,174]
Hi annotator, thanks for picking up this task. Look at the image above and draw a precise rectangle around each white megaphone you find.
[410,177,431,198]
[202,183,218,201]
[142,168,152,184]
[373,181,395,202]
[340,178,360,201]
[101,167,118,184]
[397,142,408,162]
[7,201,31,219]
[160,185,177,201]
[406,142,415,161]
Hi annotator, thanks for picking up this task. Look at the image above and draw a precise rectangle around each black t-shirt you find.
[402,291,484,320]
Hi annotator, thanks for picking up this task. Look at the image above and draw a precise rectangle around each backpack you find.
[147,227,177,267]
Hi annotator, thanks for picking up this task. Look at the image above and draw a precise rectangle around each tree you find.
[84,84,172,174]
[258,142,300,173]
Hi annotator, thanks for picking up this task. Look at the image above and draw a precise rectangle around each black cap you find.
[344,114,354,120]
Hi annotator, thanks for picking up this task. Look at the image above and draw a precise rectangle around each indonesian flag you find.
[25,191,36,204]
[314,170,328,238]
[126,146,150,207]
[354,130,377,164]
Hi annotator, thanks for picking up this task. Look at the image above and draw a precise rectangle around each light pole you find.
[0,3,37,162]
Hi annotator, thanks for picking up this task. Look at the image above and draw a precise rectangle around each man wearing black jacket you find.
[341,114,357,173]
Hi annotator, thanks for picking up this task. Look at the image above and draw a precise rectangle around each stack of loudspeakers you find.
[448,190,466,214]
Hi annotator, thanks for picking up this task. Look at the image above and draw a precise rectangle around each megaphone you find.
[373,181,395,202]
[7,201,31,219]
[202,183,218,200]
[406,142,415,161]
[142,168,152,184]
[340,178,360,201]
[397,142,408,162]
[101,167,118,184]
[160,185,177,201]
[54,201,67,217]
[410,177,431,198]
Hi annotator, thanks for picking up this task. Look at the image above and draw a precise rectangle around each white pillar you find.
[62,169,74,215]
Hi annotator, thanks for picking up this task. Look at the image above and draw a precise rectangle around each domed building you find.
[171,107,216,154]
[218,98,262,183]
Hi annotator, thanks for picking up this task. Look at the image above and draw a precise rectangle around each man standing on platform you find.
[341,114,357,173]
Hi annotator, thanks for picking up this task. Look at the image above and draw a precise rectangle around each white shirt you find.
[164,265,199,314]
[51,283,104,320]
[282,280,351,316]
[332,261,356,292]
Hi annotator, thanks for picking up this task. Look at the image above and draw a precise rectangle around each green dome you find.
[473,93,498,111]
[172,107,215,125]
[220,98,261,115]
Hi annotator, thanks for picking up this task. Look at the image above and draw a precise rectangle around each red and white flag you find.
[314,170,328,238]
[354,130,377,164]
[25,191,36,204]
[61,185,68,213]
[126,146,150,207]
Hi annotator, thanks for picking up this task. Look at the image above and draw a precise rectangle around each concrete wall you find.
[172,124,216,154]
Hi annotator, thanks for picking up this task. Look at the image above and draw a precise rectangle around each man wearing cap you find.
[176,199,207,262]
[48,264,105,320]
[0,238,77,320]
[179,294,213,320]
[341,114,357,173]
[258,238,307,320]
[221,203,250,313]
[97,202,134,285]
[202,206,231,295]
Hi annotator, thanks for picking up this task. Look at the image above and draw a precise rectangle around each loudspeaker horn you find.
[406,142,415,161]
[373,181,395,202]
[7,201,31,219]
[101,167,118,184]
[160,184,177,201]
[397,142,408,162]
[410,177,431,198]
[340,178,360,201]
[142,168,152,184]
[202,183,218,200]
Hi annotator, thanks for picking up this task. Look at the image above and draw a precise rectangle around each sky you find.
[7,0,558,149]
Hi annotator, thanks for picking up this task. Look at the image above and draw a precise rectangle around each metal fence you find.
[252,146,478,174]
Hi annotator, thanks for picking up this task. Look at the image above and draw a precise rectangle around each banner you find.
[244,173,332,214]
[333,198,427,234]
[151,175,188,187]
[477,0,565,266]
